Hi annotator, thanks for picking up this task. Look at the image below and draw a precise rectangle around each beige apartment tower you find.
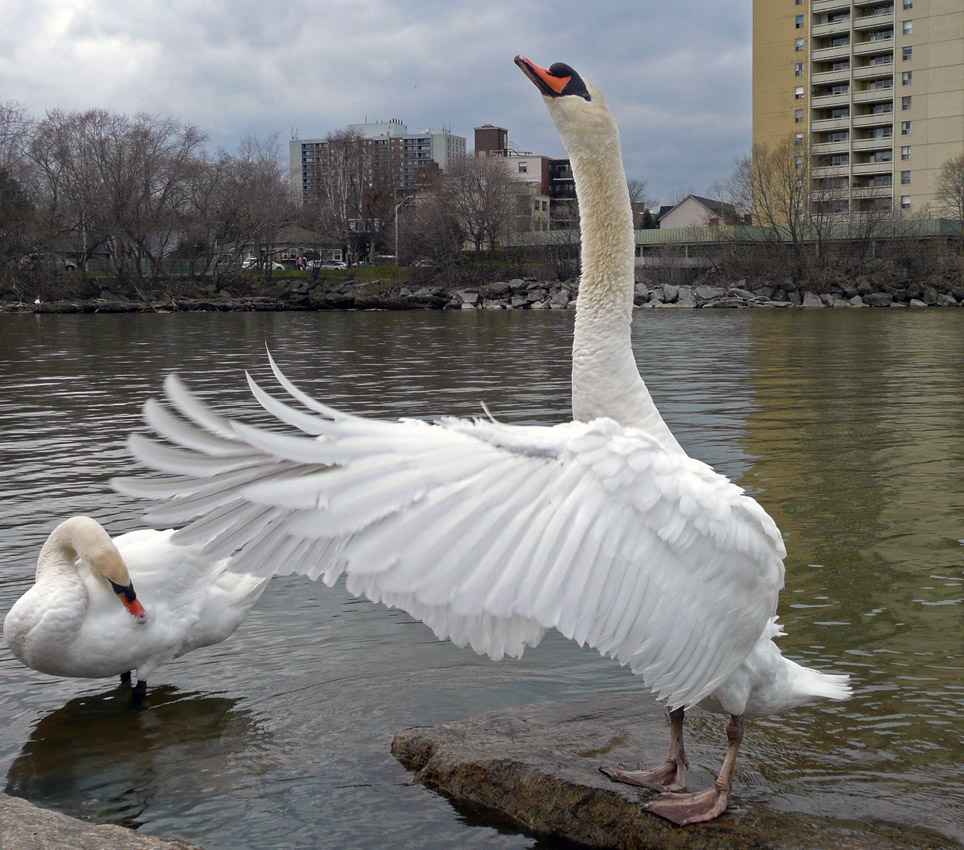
[753,0,964,213]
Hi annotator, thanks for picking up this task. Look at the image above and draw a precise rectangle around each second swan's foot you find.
[131,679,147,705]
[599,760,685,792]
[644,784,729,826]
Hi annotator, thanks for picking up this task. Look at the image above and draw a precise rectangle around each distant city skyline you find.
[0,0,752,203]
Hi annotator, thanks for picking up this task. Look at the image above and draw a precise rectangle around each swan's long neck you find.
[567,127,682,452]
[36,517,124,585]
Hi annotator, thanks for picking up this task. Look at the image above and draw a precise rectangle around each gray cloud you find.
[0,0,751,202]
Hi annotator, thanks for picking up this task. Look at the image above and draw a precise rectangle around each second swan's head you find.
[514,56,618,156]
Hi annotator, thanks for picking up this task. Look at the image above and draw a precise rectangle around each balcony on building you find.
[854,4,895,30]
[853,161,895,177]
[853,55,894,80]
[813,164,851,180]
[853,29,894,56]
[812,133,851,155]
[812,59,851,86]
[812,36,852,63]
[811,0,851,13]
[812,12,851,38]
[854,81,894,102]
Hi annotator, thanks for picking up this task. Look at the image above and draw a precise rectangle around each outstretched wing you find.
[114,358,786,709]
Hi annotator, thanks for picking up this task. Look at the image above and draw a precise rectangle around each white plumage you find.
[112,55,851,823]
[4,516,267,698]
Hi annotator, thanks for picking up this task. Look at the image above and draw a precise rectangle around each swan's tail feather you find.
[796,666,852,702]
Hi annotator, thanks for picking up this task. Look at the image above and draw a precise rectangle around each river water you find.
[0,308,962,848]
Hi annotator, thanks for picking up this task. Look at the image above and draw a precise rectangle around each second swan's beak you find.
[111,579,148,623]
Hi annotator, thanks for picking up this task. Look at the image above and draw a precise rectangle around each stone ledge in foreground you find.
[391,696,956,850]
[0,794,202,850]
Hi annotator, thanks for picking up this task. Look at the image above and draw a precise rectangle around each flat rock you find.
[0,793,202,850]
[391,696,955,850]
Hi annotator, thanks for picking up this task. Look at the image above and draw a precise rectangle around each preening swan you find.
[3,516,267,701]
[113,56,850,823]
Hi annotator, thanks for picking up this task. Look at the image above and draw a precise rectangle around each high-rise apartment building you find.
[753,0,964,213]
[290,122,466,206]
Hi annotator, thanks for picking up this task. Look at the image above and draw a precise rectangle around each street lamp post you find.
[393,195,414,266]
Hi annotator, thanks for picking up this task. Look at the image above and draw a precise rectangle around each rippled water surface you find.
[1,309,962,848]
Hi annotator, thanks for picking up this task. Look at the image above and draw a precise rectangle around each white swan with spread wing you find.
[112,56,850,823]
[4,516,267,700]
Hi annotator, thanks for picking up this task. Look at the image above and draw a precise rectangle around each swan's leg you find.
[131,679,147,705]
[600,707,688,791]
[120,671,132,685]
[644,714,744,826]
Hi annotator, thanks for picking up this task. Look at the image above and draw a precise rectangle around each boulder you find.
[908,298,928,308]
[456,290,479,305]
[392,697,954,850]
[0,793,202,849]
[694,285,725,303]
[802,292,825,308]
[936,293,958,307]
[864,292,893,307]
[661,284,679,303]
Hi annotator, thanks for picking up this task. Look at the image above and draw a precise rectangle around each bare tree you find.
[442,155,515,258]
[303,130,372,264]
[935,151,964,243]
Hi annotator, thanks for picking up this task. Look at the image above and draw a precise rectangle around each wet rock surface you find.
[0,793,202,850]
[391,696,957,850]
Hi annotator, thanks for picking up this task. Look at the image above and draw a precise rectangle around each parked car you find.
[308,259,347,270]
[242,256,284,271]
[19,253,78,272]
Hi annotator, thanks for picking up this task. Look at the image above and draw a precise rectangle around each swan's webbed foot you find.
[645,714,744,827]
[131,679,147,706]
[600,706,688,792]
[644,785,729,825]
[599,760,686,792]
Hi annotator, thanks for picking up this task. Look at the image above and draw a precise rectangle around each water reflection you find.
[6,686,274,829]
[1,309,963,847]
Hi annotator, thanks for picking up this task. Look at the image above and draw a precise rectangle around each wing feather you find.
[114,364,786,709]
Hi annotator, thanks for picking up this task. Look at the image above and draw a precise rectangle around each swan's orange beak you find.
[122,595,147,623]
[515,56,570,97]
[111,579,148,623]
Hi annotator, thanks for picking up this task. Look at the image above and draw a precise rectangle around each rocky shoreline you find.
[2,275,963,314]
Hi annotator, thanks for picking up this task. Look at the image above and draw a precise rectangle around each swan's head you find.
[94,547,147,624]
[514,56,617,156]
[56,517,148,624]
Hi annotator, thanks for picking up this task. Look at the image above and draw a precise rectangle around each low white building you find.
[658,194,742,229]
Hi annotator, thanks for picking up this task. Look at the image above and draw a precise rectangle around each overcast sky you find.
[0,0,751,204]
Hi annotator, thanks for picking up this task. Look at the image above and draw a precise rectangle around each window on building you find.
[795,86,804,99]
[794,156,804,169]
[518,162,528,173]
[796,0,804,5]
[795,14,804,28]
[901,170,911,185]
[902,96,912,110]
[901,195,911,208]
[902,70,913,85]
[902,46,913,60]
[795,37,804,51]
[903,0,912,7]
[795,108,804,123]
[901,145,911,160]
[902,20,913,35]
[795,62,804,77]
[901,120,912,135]
[795,132,804,145]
